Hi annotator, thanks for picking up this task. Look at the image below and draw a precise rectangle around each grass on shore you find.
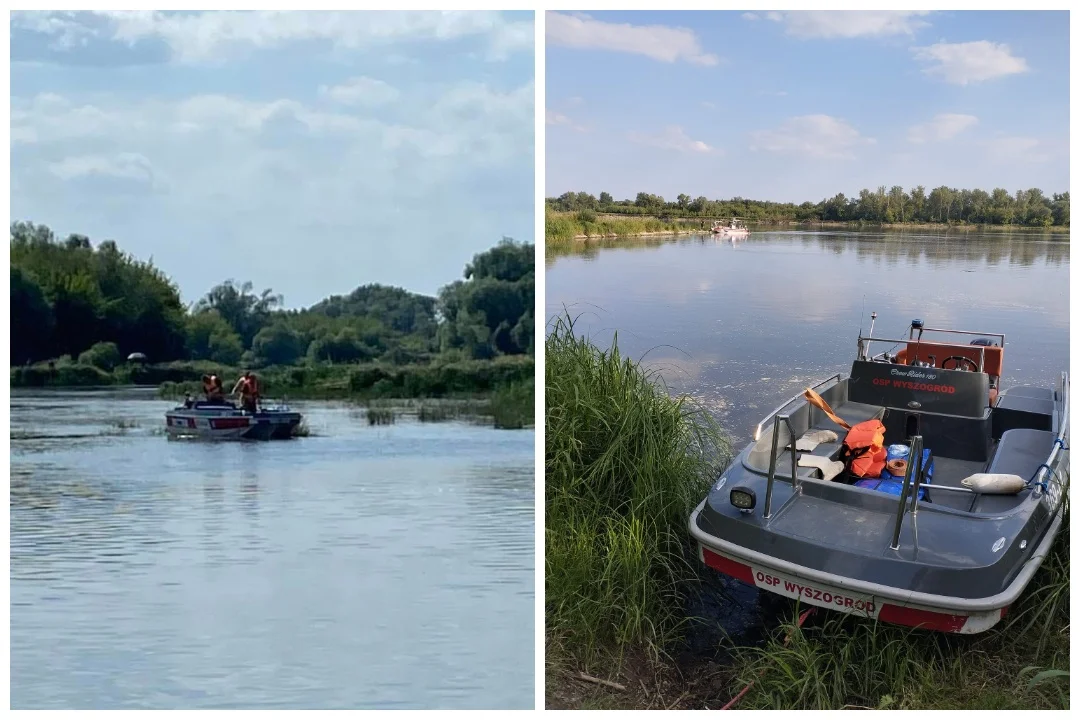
[544,315,1068,710]
[546,209,699,246]
[725,510,1068,710]
[545,312,729,664]
[545,208,1070,247]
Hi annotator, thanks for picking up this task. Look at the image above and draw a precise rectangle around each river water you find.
[547,230,1070,446]
[10,389,534,710]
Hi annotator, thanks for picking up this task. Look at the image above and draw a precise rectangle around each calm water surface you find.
[10,389,534,709]
[547,230,1070,446]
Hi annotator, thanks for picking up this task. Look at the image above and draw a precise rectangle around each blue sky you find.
[11,11,534,308]
[546,11,1069,203]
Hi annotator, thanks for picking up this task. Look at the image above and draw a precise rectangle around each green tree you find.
[194,280,282,348]
[252,324,304,366]
[185,310,244,364]
[10,266,54,364]
[78,341,121,371]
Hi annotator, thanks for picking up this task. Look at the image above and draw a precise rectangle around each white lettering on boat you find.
[890,368,939,381]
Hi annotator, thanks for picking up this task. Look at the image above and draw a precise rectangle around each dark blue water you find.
[10,389,534,709]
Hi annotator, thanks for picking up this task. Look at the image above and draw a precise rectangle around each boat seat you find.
[968,428,1055,514]
[985,428,1055,478]
[899,341,1003,378]
[808,401,884,433]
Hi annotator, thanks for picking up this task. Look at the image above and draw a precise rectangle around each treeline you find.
[10,221,534,371]
[548,186,1070,227]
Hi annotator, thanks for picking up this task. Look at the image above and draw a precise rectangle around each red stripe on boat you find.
[210,417,249,430]
[700,547,755,584]
[878,604,967,632]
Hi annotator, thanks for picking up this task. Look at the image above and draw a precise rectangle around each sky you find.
[545,10,1069,204]
[10,10,534,308]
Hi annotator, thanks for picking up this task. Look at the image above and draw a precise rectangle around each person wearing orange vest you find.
[232,370,260,413]
[203,373,225,402]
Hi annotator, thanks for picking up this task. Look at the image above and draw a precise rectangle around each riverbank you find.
[11,356,534,429]
[545,210,1070,245]
[544,322,1069,710]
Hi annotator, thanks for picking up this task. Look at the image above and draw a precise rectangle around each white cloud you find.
[12,10,532,64]
[12,81,532,171]
[985,136,1050,163]
[627,126,715,154]
[11,10,97,50]
[318,76,400,107]
[48,152,157,184]
[912,41,1029,85]
[907,113,978,144]
[546,110,570,125]
[546,12,719,66]
[546,109,587,132]
[767,11,931,38]
[741,13,759,21]
[749,115,874,159]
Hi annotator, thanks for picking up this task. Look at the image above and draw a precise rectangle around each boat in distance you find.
[165,398,302,440]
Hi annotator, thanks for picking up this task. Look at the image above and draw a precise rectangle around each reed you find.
[490,380,533,429]
[545,313,729,663]
[367,407,395,425]
[545,209,702,244]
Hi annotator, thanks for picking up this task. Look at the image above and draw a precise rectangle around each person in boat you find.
[202,374,225,402]
[232,371,260,413]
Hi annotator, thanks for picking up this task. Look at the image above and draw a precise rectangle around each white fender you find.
[960,473,1026,495]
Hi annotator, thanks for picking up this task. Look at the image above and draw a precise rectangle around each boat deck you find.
[760,397,1047,514]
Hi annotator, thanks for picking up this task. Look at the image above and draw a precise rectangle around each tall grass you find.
[546,313,729,663]
[491,380,533,429]
[545,209,701,245]
[726,505,1070,710]
[367,407,395,425]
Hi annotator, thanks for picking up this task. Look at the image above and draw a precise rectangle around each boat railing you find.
[1030,371,1069,502]
[763,413,800,519]
[858,335,987,373]
[890,435,925,549]
[908,326,1005,345]
[753,373,842,442]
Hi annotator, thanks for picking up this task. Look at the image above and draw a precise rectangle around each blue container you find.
[856,477,929,501]
[870,448,933,501]
[886,444,910,462]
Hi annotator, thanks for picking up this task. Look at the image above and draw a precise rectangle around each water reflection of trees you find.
[819,233,1069,268]
[549,231,1070,268]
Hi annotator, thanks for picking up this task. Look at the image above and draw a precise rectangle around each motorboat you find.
[711,218,749,237]
[690,317,1069,634]
[165,398,302,440]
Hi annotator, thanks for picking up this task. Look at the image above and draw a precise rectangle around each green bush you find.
[77,341,121,371]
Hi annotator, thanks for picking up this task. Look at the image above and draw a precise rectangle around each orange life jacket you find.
[839,419,887,478]
[242,375,259,396]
